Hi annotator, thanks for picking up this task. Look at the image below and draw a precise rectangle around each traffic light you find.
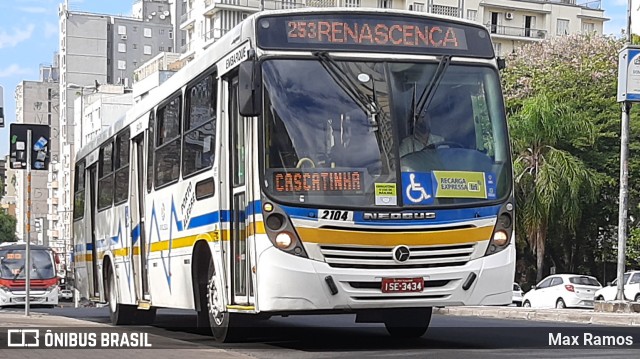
[9,124,51,171]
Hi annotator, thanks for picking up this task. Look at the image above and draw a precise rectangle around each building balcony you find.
[180,9,195,30]
[48,197,59,205]
[203,0,306,15]
[47,181,59,189]
[47,213,59,221]
[180,39,197,60]
[47,229,60,238]
[486,23,547,40]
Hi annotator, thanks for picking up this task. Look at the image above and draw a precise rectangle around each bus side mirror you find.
[238,60,261,117]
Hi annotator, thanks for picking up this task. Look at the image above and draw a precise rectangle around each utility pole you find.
[25,130,32,316]
[615,0,635,301]
[9,124,51,316]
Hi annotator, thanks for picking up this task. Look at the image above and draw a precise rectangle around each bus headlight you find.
[485,200,514,256]
[492,230,509,246]
[262,199,308,258]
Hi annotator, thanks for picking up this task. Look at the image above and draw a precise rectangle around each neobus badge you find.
[363,212,436,220]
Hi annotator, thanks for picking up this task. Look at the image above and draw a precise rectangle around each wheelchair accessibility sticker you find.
[401,171,497,204]
[401,172,434,205]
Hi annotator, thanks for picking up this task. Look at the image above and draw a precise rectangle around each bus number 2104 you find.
[319,210,353,221]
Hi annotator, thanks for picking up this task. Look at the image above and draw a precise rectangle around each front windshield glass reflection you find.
[261,59,510,208]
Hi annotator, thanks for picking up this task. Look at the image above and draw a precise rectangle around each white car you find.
[522,274,601,309]
[594,271,640,302]
[59,289,73,301]
[512,283,523,306]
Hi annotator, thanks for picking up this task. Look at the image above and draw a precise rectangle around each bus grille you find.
[319,243,475,269]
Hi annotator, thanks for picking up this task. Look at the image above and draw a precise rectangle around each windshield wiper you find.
[312,51,379,121]
[12,264,24,280]
[412,55,451,127]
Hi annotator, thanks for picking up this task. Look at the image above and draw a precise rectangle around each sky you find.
[0,0,636,158]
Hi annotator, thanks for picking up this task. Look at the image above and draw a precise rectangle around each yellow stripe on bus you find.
[296,225,494,246]
[74,222,264,262]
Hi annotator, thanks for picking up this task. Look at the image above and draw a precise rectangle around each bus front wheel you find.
[205,258,247,342]
[383,307,432,338]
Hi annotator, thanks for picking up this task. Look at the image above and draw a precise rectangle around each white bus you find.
[0,243,59,307]
[73,8,515,341]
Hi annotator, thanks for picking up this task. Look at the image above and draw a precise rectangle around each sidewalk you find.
[435,306,640,326]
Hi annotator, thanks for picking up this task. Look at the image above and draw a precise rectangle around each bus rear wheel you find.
[383,308,432,338]
[205,258,247,342]
[106,267,135,325]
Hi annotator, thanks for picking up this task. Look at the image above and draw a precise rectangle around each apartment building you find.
[178,0,606,59]
[1,156,17,218]
[13,80,60,249]
[56,0,176,268]
[73,85,134,148]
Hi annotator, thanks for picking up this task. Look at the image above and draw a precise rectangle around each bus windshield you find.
[0,249,56,280]
[262,58,511,208]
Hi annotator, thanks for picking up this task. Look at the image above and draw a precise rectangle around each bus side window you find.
[114,128,130,204]
[147,111,155,192]
[98,140,114,210]
[155,94,182,188]
[73,160,85,220]
[183,72,217,177]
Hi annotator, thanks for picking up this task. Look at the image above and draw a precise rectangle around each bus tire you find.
[205,258,245,342]
[383,307,432,338]
[106,265,135,325]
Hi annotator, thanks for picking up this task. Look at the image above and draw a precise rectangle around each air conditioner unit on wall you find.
[120,35,127,40]
[505,12,514,20]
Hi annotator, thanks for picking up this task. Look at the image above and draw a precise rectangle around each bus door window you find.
[229,76,252,302]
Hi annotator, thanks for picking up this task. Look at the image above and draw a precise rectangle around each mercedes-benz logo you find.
[393,245,411,263]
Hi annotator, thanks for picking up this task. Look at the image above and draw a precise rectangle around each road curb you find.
[434,306,640,326]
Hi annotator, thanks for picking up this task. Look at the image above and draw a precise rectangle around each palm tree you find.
[510,94,598,282]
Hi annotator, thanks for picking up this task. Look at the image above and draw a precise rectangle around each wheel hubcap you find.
[207,276,224,326]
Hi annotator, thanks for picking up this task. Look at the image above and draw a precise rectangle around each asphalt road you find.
[3,304,640,358]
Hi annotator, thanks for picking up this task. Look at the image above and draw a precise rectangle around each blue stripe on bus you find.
[275,202,502,226]
[188,211,220,229]
[131,224,141,244]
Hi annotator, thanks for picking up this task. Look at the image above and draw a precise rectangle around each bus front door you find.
[131,133,151,305]
[226,75,255,307]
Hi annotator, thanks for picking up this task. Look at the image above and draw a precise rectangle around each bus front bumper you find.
[256,243,515,312]
[0,288,59,307]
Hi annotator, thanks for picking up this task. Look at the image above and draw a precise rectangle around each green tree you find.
[501,34,640,285]
[0,211,17,243]
[510,93,599,282]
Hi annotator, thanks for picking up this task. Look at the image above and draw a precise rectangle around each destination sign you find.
[286,20,465,49]
[273,170,364,194]
[257,14,493,58]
